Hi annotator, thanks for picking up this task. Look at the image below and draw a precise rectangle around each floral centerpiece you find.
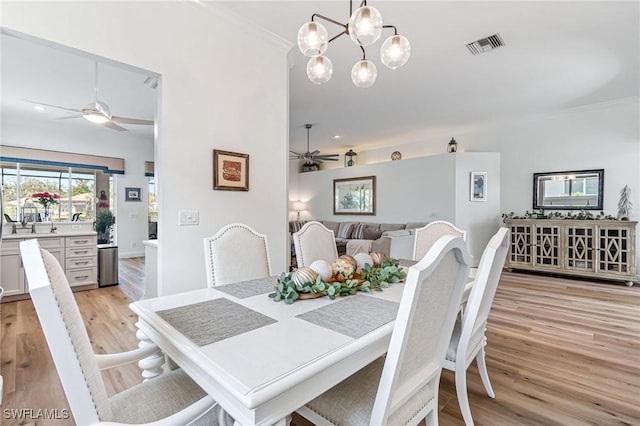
[32,192,60,210]
[269,253,407,304]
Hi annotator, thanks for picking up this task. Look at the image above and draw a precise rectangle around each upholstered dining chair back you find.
[21,238,112,425]
[293,221,339,268]
[444,227,510,426]
[299,235,471,426]
[204,223,272,287]
[413,220,467,261]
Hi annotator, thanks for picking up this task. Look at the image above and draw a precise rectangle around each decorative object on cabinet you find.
[470,171,487,202]
[344,149,357,167]
[533,169,604,210]
[447,137,458,153]
[618,185,632,220]
[125,187,141,201]
[213,149,249,191]
[504,218,637,286]
[333,176,376,215]
[390,151,402,161]
[296,0,411,87]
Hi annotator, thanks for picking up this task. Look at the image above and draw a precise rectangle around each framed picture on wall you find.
[213,149,249,191]
[470,172,487,202]
[333,176,376,215]
[125,187,142,202]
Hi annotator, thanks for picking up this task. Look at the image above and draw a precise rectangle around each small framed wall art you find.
[213,149,249,191]
[470,172,487,202]
[125,187,142,202]
[333,175,376,215]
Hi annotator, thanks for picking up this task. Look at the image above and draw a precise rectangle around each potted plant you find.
[95,210,114,244]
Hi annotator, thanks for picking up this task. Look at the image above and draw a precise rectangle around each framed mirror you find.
[533,169,604,210]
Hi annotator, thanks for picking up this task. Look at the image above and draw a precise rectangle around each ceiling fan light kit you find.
[297,0,411,88]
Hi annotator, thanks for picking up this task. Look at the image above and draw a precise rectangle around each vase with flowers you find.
[32,192,60,221]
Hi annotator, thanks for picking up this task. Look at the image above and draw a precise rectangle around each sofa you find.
[289,220,428,260]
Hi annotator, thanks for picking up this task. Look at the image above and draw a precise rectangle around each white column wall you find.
[2,2,291,295]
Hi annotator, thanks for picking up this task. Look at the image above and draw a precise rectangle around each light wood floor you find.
[1,260,639,425]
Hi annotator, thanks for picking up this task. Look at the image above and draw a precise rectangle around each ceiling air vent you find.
[466,33,505,55]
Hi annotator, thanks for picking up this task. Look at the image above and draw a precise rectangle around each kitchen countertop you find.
[2,230,97,240]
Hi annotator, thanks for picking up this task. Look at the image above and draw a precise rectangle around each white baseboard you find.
[118,251,144,259]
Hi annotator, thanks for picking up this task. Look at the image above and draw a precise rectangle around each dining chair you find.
[412,220,467,261]
[443,227,510,426]
[292,220,339,268]
[20,238,233,426]
[204,223,271,287]
[297,234,472,426]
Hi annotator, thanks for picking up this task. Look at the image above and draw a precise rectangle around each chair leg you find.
[455,366,474,426]
[476,343,495,398]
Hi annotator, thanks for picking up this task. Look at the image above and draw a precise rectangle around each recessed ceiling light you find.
[333,135,341,139]
[34,105,45,111]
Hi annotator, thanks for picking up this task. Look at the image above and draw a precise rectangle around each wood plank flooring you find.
[1,260,639,425]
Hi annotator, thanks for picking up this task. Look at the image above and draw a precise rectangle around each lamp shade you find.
[351,60,377,88]
[380,35,411,69]
[297,21,329,57]
[307,55,333,84]
[348,6,383,46]
[293,200,307,212]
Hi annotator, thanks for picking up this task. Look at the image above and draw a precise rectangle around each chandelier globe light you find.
[307,55,334,84]
[380,34,411,69]
[351,60,377,88]
[348,6,383,46]
[297,22,329,56]
[297,0,410,88]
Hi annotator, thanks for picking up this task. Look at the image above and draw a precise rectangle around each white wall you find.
[1,118,153,258]
[358,98,640,274]
[2,1,291,295]
[292,152,500,263]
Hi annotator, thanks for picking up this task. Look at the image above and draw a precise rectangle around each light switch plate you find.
[179,210,199,226]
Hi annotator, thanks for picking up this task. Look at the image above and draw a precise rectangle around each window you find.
[1,163,97,222]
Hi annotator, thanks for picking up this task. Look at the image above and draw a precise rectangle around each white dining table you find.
[130,275,408,426]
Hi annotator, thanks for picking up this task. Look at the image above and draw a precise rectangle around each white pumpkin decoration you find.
[309,259,333,280]
[369,251,387,266]
[291,267,318,286]
[353,253,373,270]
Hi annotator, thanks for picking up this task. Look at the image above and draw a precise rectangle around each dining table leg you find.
[135,322,165,380]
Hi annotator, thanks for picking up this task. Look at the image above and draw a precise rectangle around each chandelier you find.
[297,0,411,88]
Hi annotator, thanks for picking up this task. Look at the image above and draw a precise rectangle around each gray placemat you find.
[157,298,276,346]
[296,296,399,339]
[216,276,279,299]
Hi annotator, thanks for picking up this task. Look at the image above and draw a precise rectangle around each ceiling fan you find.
[26,62,153,132]
[290,124,340,164]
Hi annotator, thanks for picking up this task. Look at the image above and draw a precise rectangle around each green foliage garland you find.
[269,258,407,304]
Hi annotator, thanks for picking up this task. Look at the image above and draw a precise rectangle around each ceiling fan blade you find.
[310,150,320,156]
[315,156,340,161]
[315,154,340,158]
[313,158,324,163]
[56,115,83,120]
[102,121,128,131]
[25,100,81,113]
[111,116,154,125]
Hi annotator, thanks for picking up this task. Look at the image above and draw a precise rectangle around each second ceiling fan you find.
[290,124,339,164]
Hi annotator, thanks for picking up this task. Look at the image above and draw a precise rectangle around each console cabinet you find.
[505,219,637,286]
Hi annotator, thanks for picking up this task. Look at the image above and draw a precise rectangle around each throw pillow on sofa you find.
[363,227,383,240]
[350,223,367,239]
[337,222,354,239]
